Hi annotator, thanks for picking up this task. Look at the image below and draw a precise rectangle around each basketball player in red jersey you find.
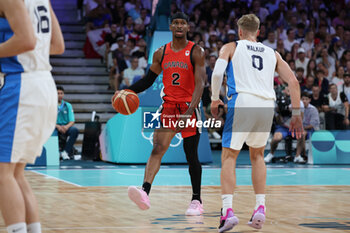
[113,12,206,215]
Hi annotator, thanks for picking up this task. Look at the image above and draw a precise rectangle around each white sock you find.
[255,194,266,210]
[27,222,41,233]
[7,222,27,233]
[221,194,233,215]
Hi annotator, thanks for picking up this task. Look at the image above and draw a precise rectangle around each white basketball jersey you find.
[227,40,277,100]
[18,0,52,72]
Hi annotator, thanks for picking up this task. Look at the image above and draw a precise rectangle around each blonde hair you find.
[237,14,260,33]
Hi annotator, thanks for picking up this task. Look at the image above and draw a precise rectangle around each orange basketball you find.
[112,89,139,115]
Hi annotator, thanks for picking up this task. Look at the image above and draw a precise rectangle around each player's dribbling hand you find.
[289,115,303,139]
[211,99,224,119]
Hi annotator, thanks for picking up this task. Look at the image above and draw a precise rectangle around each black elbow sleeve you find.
[128,70,159,94]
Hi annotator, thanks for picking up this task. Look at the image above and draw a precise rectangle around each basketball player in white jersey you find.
[0,1,64,233]
[211,14,303,232]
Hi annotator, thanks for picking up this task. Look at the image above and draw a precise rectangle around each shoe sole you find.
[218,216,239,232]
[248,213,265,229]
[185,210,203,216]
[128,186,150,210]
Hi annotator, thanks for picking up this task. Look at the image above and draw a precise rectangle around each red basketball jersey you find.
[161,41,196,103]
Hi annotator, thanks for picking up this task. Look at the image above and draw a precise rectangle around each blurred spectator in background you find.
[104,23,119,70]
[85,0,112,32]
[295,23,306,43]
[120,56,145,89]
[295,92,319,163]
[342,73,350,101]
[301,30,315,58]
[251,0,269,23]
[56,86,79,160]
[315,69,329,95]
[226,30,236,43]
[132,38,148,70]
[306,59,317,78]
[316,48,336,80]
[263,31,277,49]
[295,67,305,86]
[329,36,344,60]
[340,50,350,68]
[284,29,298,52]
[301,75,315,95]
[276,39,286,58]
[332,66,345,89]
[325,83,349,129]
[109,36,127,90]
[295,47,309,76]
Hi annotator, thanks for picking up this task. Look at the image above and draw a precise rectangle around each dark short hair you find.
[316,69,324,74]
[301,92,311,99]
[296,67,305,73]
[57,86,64,92]
[344,73,350,77]
[170,12,189,23]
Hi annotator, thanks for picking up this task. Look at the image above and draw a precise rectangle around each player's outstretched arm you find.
[49,1,65,55]
[127,47,163,94]
[210,42,235,118]
[0,0,36,57]
[275,51,303,139]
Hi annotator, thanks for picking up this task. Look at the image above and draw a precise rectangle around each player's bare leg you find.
[144,128,177,184]
[248,146,266,229]
[14,163,41,232]
[218,147,239,232]
[0,163,26,232]
[128,128,176,210]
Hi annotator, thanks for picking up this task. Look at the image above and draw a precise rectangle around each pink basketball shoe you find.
[185,200,203,216]
[247,205,265,229]
[218,208,239,232]
[128,186,150,210]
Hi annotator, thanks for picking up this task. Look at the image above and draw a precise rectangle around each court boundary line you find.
[31,171,82,187]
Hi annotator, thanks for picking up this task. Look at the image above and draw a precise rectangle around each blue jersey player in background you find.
[0,0,64,233]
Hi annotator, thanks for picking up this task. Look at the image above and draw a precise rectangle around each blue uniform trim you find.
[222,93,238,148]
[0,73,22,162]
[226,61,236,98]
[0,18,24,74]
[222,61,238,148]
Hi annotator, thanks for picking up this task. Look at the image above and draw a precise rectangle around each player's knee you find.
[151,144,167,157]
[273,132,282,142]
[69,127,79,136]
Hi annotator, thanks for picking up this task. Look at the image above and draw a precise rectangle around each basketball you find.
[112,89,139,115]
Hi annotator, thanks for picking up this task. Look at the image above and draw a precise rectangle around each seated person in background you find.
[264,87,304,163]
[85,1,112,32]
[315,69,329,95]
[295,67,305,86]
[120,56,145,89]
[301,75,315,94]
[104,24,119,70]
[56,86,79,160]
[310,84,329,129]
[295,92,320,163]
[325,83,349,129]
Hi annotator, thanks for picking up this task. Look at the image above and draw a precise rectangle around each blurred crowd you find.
[78,0,350,162]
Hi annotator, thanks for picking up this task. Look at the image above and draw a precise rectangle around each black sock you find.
[192,194,201,203]
[184,133,202,204]
[142,182,151,195]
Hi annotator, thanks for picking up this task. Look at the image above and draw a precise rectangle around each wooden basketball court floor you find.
[1,166,350,232]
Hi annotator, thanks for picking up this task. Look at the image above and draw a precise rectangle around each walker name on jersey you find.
[163,61,189,70]
[246,45,265,52]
